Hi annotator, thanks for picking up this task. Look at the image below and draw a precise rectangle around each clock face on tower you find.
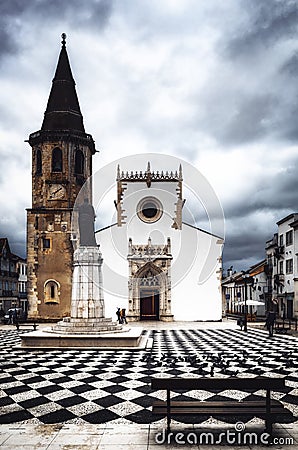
[48,184,66,200]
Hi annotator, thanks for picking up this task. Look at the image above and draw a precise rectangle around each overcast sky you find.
[1,0,298,272]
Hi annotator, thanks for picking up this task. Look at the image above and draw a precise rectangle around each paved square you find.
[0,328,297,426]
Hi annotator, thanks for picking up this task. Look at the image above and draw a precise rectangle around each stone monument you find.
[51,198,121,334]
[20,199,145,349]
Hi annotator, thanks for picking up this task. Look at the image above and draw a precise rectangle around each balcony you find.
[0,270,19,278]
[274,274,285,285]
[0,290,18,297]
[274,246,284,259]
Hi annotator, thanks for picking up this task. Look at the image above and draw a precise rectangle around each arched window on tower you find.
[44,279,60,304]
[52,147,63,172]
[36,148,42,175]
[74,149,84,175]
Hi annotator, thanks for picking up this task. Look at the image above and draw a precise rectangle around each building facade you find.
[265,213,298,319]
[222,213,298,320]
[222,261,266,319]
[0,238,27,314]
[26,35,96,319]
[17,258,28,314]
[96,163,224,321]
[0,238,19,314]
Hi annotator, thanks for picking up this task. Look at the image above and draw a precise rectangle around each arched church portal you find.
[128,261,173,321]
[139,266,161,320]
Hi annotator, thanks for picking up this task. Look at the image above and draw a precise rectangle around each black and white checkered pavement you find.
[0,328,297,425]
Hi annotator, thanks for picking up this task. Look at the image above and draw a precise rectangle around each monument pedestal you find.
[19,326,146,349]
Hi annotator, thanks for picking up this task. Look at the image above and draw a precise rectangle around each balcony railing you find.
[0,270,19,278]
[274,274,285,284]
[0,290,18,297]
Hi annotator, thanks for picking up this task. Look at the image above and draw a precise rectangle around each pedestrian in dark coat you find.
[116,307,121,324]
[120,308,127,324]
[265,311,276,337]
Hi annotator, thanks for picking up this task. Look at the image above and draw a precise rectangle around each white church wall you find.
[94,159,223,322]
[171,224,222,321]
[96,220,223,321]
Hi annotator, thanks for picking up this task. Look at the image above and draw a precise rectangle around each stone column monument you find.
[51,199,121,334]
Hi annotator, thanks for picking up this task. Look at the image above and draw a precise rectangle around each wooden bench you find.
[15,322,38,331]
[151,377,289,434]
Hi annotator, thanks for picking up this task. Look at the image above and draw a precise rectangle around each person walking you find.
[120,308,127,324]
[116,307,121,324]
[265,310,276,337]
[9,309,13,324]
[266,299,277,337]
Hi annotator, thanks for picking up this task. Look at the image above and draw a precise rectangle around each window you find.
[42,238,51,250]
[286,259,293,274]
[44,280,60,304]
[36,148,42,174]
[279,234,284,246]
[137,197,163,223]
[74,149,84,175]
[279,261,283,274]
[286,230,293,246]
[52,147,62,172]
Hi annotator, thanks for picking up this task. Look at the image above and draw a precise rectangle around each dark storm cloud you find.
[189,0,298,147]
[0,220,26,259]
[220,155,298,271]
[196,90,279,146]
[223,230,267,271]
[224,157,298,221]
[0,0,26,57]
[281,51,298,76]
[0,0,113,60]
[226,0,298,58]
[33,0,113,28]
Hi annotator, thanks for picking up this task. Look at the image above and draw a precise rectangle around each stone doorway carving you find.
[127,238,173,321]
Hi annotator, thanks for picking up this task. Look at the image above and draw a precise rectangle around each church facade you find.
[95,162,224,322]
[26,36,223,321]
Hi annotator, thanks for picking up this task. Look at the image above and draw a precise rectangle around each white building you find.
[266,213,298,319]
[222,261,266,320]
[17,258,27,314]
[95,163,224,322]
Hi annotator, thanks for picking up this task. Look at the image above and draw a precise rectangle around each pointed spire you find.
[179,163,183,180]
[41,34,85,132]
[146,161,152,188]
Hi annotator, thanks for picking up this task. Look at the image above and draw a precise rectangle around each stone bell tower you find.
[26,34,96,319]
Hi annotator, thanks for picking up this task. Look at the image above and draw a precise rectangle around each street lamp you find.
[242,271,249,332]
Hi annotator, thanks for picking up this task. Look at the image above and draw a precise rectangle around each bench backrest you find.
[151,377,285,391]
